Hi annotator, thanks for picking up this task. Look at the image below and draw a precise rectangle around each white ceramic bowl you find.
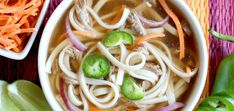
[38,0,208,110]
[0,0,49,60]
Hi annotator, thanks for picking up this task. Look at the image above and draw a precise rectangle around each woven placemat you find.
[186,0,234,104]
[209,0,234,80]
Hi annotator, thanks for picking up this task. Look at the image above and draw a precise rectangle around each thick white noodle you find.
[144,83,165,98]
[127,71,155,84]
[80,88,89,111]
[149,40,175,104]
[166,77,176,105]
[63,54,71,70]
[133,69,158,81]
[69,6,86,31]
[79,75,120,108]
[144,42,167,76]
[45,39,69,74]
[110,75,116,83]
[125,52,147,70]
[97,42,145,70]
[92,87,109,96]
[142,73,168,99]
[143,42,167,95]
[116,44,128,85]
[68,84,83,106]
[86,6,130,29]
[89,86,114,103]
[93,0,108,13]
[159,71,170,96]
[59,45,78,79]
[157,47,198,79]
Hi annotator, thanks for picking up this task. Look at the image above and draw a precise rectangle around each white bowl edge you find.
[167,0,208,110]
[38,0,209,110]
[38,0,73,110]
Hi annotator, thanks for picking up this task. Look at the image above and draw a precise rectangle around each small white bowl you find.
[0,0,49,60]
[38,0,208,110]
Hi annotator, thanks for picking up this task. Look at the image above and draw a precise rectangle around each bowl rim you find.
[169,0,208,110]
[0,0,50,60]
[38,0,208,111]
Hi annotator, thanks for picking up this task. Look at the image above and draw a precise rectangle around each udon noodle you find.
[46,0,198,110]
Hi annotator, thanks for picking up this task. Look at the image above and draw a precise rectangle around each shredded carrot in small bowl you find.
[0,0,44,52]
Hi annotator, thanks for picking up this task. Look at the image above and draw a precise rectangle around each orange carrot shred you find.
[135,33,165,45]
[159,0,185,59]
[0,0,43,52]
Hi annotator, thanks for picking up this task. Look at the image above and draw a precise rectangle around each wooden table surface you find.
[0,28,43,85]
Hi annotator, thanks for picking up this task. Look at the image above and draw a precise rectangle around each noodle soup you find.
[42,0,204,110]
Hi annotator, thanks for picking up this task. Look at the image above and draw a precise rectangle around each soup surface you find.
[46,0,198,110]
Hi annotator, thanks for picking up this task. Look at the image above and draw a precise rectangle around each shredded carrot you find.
[159,0,185,59]
[0,0,43,52]
[135,33,165,45]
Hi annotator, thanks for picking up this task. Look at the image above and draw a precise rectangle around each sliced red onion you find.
[65,16,87,51]
[59,79,81,111]
[137,14,169,27]
[154,102,185,111]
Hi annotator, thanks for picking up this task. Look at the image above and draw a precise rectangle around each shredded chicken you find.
[144,63,163,75]
[75,0,93,31]
[134,46,149,55]
[65,46,82,60]
[142,81,152,90]
[128,12,146,35]
[129,53,144,65]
